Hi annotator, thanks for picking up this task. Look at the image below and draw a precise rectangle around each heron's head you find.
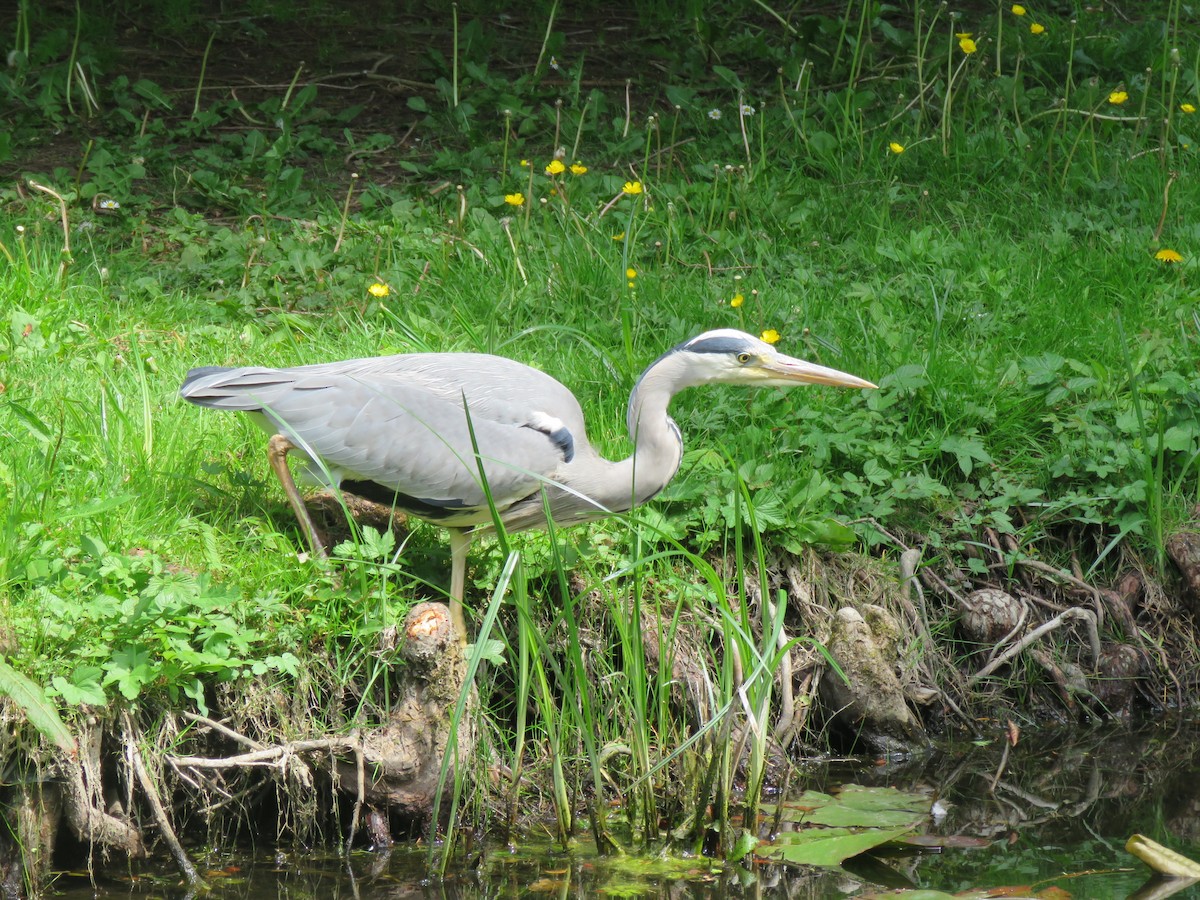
[672,329,876,390]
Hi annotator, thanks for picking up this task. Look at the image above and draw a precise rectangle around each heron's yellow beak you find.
[756,352,877,389]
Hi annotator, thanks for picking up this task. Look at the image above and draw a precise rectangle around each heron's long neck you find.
[614,352,693,508]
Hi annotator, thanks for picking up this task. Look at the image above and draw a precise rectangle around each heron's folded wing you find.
[186,367,571,510]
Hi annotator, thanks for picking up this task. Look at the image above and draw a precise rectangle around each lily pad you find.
[758,785,932,868]
[764,784,930,829]
[758,825,917,867]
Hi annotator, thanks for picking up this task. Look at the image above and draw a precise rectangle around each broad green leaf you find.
[52,675,106,707]
[939,434,992,477]
[729,829,758,863]
[759,825,915,867]
[0,660,76,755]
[766,785,930,827]
[711,65,744,90]
[759,786,929,867]
[476,639,506,666]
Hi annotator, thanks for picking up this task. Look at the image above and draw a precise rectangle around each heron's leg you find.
[448,528,473,643]
[267,433,328,558]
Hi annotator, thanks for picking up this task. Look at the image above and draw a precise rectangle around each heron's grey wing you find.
[185,353,590,433]
[306,352,589,437]
[181,361,579,515]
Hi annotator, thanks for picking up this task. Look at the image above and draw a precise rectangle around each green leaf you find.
[939,434,992,477]
[52,675,107,706]
[4,401,54,445]
[80,534,109,558]
[729,829,758,862]
[266,652,301,676]
[0,660,76,754]
[711,65,744,91]
[1023,352,1066,386]
[475,639,506,666]
[183,679,208,716]
[758,786,928,866]
[759,825,915,867]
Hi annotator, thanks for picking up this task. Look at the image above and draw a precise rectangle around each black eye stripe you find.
[683,336,752,355]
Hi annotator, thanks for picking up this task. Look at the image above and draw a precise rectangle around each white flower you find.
[740,104,756,116]
[99,198,120,209]
[708,108,722,120]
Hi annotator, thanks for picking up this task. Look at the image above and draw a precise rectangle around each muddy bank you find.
[4,514,1199,895]
[11,719,1200,898]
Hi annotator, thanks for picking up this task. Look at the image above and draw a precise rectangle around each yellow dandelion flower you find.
[504,192,525,206]
[1011,4,1026,14]
[760,329,781,345]
[368,282,390,298]
[628,282,635,289]
[545,160,566,175]
[888,141,905,154]
[959,37,978,54]
[622,181,643,195]
[1155,248,1183,263]
[1030,22,1045,34]
[1108,90,1129,105]
[731,293,745,308]
[569,163,588,175]
[626,268,637,279]
[519,159,529,167]
[1182,103,1197,114]
[611,232,625,241]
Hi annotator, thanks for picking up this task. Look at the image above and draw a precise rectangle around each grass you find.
[2,0,1200,873]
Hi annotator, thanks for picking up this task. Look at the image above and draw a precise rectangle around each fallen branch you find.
[968,607,1101,688]
[995,557,1106,631]
[169,737,352,774]
[180,710,265,751]
[123,711,198,884]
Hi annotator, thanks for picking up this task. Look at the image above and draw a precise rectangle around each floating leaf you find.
[758,785,931,867]
[759,825,915,867]
[766,784,930,829]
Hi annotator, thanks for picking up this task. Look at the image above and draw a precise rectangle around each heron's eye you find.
[736,352,752,364]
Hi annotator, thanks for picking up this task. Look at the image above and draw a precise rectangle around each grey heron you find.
[180,329,875,640]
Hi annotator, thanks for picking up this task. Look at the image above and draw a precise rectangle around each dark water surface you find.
[45,719,1200,898]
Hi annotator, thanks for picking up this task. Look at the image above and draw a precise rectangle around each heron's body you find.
[181,350,680,533]
[181,329,875,640]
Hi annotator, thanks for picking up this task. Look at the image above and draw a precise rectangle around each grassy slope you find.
[2,0,1200,842]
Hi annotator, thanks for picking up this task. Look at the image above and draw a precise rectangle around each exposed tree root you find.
[58,721,145,859]
[969,607,1101,688]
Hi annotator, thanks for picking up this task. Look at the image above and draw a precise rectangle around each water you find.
[42,720,1200,898]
